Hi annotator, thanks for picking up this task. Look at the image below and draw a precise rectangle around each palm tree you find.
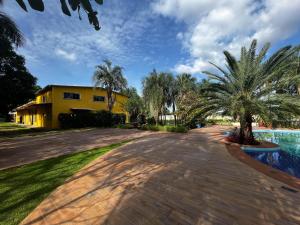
[93,60,127,112]
[276,47,300,95]
[175,73,197,123]
[188,39,300,144]
[176,73,197,93]
[0,0,24,47]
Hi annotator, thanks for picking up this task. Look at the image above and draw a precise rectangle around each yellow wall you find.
[51,86,128,128]
[16,86,129,129]
[16,105,52,128]
[36,90,52,104]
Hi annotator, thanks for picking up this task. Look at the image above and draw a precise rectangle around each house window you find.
[64,92,80,100]
[42,96,46,103]
[93,95,105,102]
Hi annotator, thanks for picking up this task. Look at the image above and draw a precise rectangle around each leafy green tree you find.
[188,39,300,144]
[165,73,178,124]
[0,1,24,47]
[93,60,127,112]
[12,0,103,30]
[0,37,38,119]
[158,72,173,124]
[142,70,164,125]
[121,87,144,122]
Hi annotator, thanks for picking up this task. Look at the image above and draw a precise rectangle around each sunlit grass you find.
[0,140,130,225]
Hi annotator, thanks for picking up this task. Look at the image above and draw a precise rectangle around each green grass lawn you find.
[0,122,46,138]
[0,141,130,225]
[0,122,29,131]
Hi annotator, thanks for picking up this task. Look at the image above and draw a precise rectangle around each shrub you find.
[117,123,135,129]
[205,119,233,126]
[139,125,187,133]
[146,117,156,125]
[165,125,188,133]
[112,113,126,125]
[58,112,94,128]
[58,110,119,128]
[137,114,146,126]
[94,110,113,127]
[271,120,300,129]
[140,124,159,131]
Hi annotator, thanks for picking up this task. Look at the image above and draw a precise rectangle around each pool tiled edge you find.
[241,146,281,152]
[226,143,300,190]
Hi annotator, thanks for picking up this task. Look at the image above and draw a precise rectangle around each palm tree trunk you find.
[107,89,113,112]
[245,114,255,144]
[239,114,256,144]
[239,117,245,144]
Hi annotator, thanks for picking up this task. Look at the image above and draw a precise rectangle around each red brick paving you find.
[0,128,153,170]
[21,127,300,225]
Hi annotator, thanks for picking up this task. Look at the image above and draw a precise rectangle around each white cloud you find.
[55,49,77,61]
[152,0,300,74]
[2,1,153,67]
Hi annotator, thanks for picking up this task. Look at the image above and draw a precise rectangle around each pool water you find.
[245,130,300,178]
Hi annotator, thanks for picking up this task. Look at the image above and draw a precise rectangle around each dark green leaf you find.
[28,0,44,11]
[95,0,103,4]
[88,11,100,30]
[16,0,27,12]
[77,5,82,20]
[68,0,80,11]
[80,0,93,12]
[60,0,71,16]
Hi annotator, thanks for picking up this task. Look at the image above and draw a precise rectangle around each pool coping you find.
[225,141,300,190]
[253,129,300,133]
[241,146,281,152]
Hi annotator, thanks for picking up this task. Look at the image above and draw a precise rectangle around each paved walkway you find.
[0,128,152,170]
[21,127,300,225]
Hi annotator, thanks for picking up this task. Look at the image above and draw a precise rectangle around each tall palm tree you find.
[0,0,24,47]
[93,60,127,112]
[188,39,300,144]
[175,73,197,123]
[176,73,197,94]
[276,47,300,95]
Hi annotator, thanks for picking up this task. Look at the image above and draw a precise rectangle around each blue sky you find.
[2,0,300,93]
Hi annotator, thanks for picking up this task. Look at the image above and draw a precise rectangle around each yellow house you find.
[15,85,129,129]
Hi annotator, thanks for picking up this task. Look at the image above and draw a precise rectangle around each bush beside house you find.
[58,110,126,128]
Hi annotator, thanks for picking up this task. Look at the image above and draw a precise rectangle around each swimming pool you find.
[244,130,300,178]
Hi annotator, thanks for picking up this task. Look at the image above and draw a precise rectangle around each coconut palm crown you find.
[93,60,127,112]
[188,39,300,144]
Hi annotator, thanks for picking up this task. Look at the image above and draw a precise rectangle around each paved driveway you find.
[0,128,152,170]
[21,128,300,225]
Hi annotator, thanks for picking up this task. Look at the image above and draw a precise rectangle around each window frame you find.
[63,92,81,100]
[93,95,105,102]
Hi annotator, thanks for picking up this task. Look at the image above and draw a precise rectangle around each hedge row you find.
[139,125,188,133]
[58,110,126,128]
